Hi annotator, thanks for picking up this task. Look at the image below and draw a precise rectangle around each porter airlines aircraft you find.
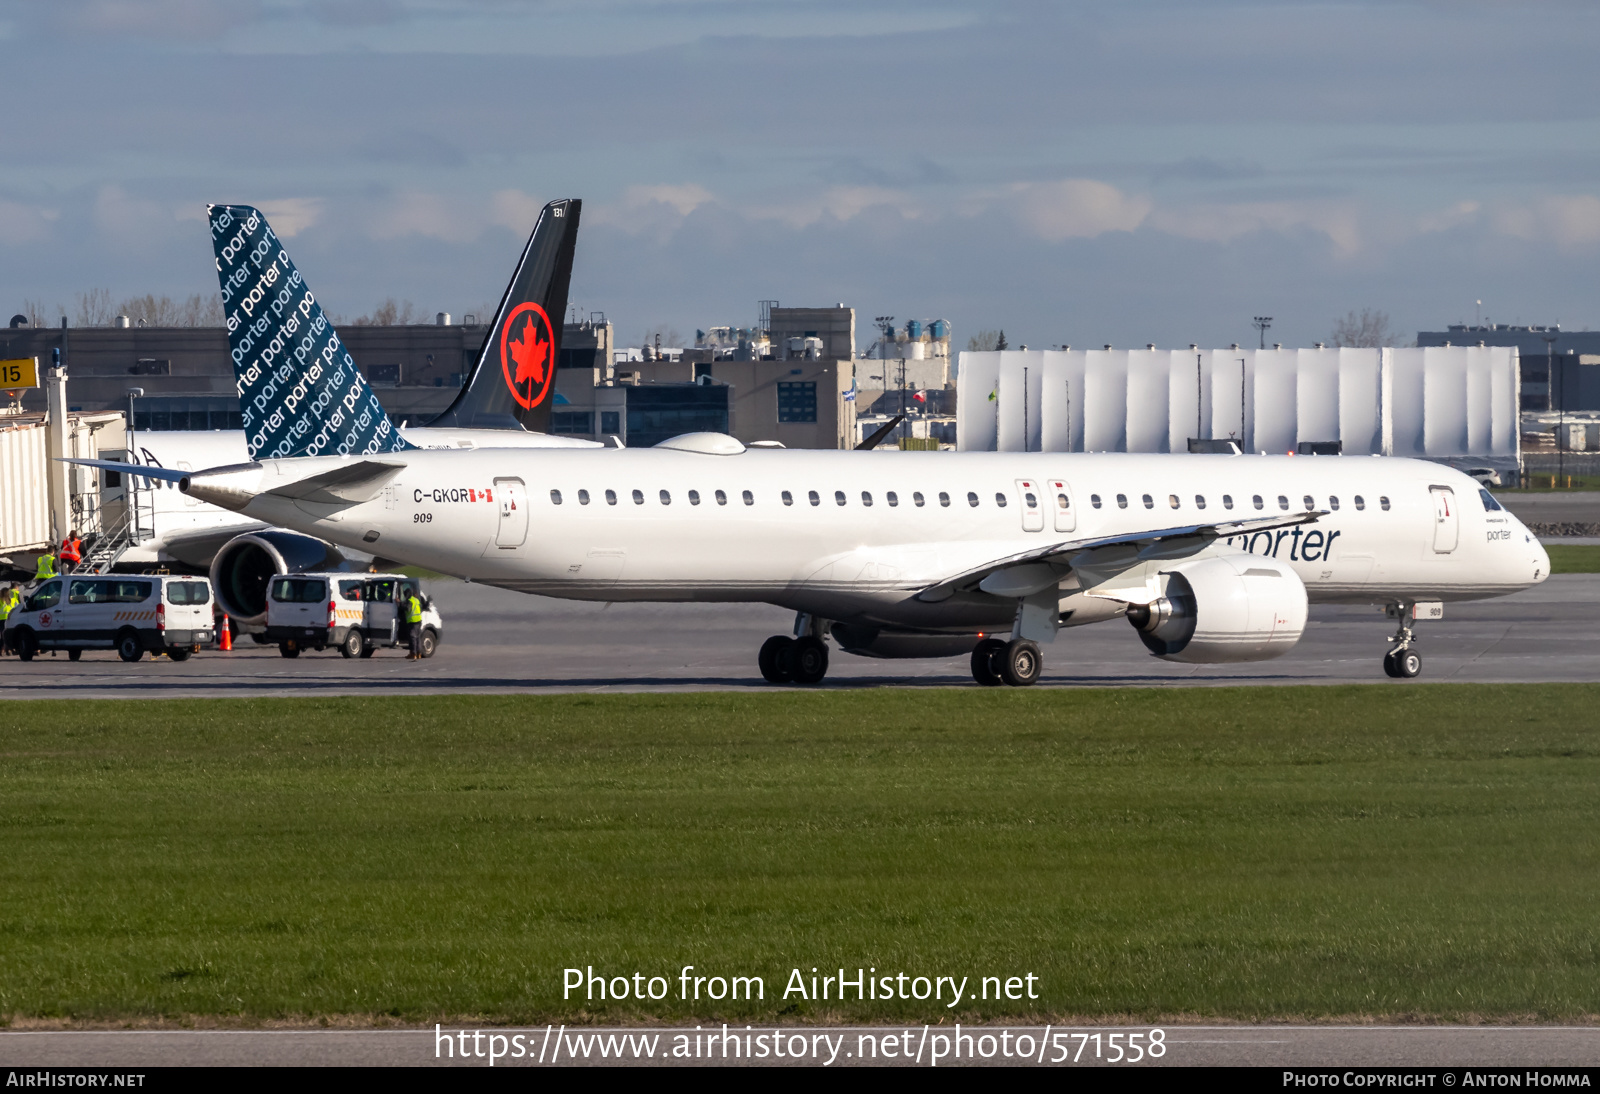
[76,201,1549,685]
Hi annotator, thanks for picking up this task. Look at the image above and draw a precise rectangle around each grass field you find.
[4,688,1600,1025]
[1548,545,1600,573]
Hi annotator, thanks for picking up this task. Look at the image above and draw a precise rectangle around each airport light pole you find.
[1253,316,1272,350]
[1545,335,1561,484]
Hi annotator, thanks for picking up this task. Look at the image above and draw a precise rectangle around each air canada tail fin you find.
[209,204,413,461]
[429,198,581,432]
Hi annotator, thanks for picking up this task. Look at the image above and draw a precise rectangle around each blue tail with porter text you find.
[209,204,413,462]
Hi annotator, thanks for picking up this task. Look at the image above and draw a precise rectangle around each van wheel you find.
[279,641,300,659]
[15,631,36,663]
[340,629,364,659]
[117,630,144,663]
[68,648,82,662]
[166,647,191,662]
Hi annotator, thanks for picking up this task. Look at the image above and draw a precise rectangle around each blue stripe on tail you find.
[208,204,413,461]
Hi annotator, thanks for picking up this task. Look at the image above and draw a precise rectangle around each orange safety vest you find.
[59,537,82,564]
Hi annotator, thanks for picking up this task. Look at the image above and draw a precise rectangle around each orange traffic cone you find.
[219,615,232,651]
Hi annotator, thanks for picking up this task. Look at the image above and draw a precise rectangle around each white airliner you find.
[70,201,1550,684]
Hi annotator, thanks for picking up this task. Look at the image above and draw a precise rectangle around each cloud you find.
[1493,194,1600,249]
[47,0,260,40]
[0,197,60,245]
[1417,200,1481,235]
[747,186,918,230]
[1009,179,1150,242]
[257,198,324,238]
[488,189,546,236]
[592,184,717,240]
[368,190,482,243]
[1148,199,1364,254]
[91,185,168,242]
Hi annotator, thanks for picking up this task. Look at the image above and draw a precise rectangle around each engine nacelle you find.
[209,531,346,626]
[1125,554,1307,663]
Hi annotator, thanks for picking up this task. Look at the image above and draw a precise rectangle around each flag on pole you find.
[912,389,926,403]
[843,380,857,402]
[987,389,997,402]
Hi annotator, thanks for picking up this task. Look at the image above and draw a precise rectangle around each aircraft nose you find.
[1533,537,1550,583]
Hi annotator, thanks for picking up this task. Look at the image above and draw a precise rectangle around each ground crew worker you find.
[59,530,82,574]
[0,583,19,657]
[403,586,424,659]
[34,551,58,583]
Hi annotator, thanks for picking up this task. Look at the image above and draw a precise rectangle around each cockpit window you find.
[1479,488,1504,512]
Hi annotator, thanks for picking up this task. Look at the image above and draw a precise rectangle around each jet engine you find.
[209,530,349,626]
[1125,554,1307,663]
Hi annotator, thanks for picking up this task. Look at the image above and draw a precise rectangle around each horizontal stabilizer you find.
[57,457,190,484]
[264,460,407,505]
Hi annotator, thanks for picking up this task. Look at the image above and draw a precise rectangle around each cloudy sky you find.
[2,0,1598,350]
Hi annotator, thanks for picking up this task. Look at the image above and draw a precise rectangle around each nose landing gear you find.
[1383,604,1423,678]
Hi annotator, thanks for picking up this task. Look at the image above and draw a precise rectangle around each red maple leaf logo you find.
[509,314,548,387]
[499,302,556,411]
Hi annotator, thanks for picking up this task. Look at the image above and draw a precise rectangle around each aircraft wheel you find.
[789,636,829,685]
[758,635,793,683]
[1000,639,1042,687]
[971,638,1006,687]
[68,648,82,662]
[279,641,300,659]
[117,629,144,663]
[1392,648,1422,678]
[340,629,364,659]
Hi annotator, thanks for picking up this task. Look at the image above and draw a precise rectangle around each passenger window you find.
[939,492,951,507]
[1056,492,1069,510]
[172,581,213,605]
[913,492,925,507]
[68,580,104,604]
[28,581,61,610]
[1222,495,1233,509]
[967,492,979,507]
[578,489,590,505]
[1169,495,1180,509]
[1091,494,1102,508]
[1142,494,1153,509]
[887,491,898,507]
[835,490,847,506]
[550,489,562,505]
[689,489,701,506]
[114,581,152,603]
[809,490,820,506]
[862,491,874,506]
[659,490,671,505]
[1116,494,1128,509]
[742,490,754,506]
[337,580,363,600]
[1195,495,1206,509]
[715,490,728,505]
[1354,495,1365,511]
[1024,492,1038,508]
[1303,495,1314,511]
[632,489,644,505]
[995,492,1007,507]
[1277,496,1289,510]
[1252,495,1264,510]
[1479,489,1503,512]
[1380,496,1391,511]
[605,489,618,505]
[1329,496,1340,511]
[782,490,794,506]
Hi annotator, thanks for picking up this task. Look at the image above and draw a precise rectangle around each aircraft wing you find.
[915,510,1327,603]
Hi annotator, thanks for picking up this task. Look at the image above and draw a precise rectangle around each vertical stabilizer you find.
[429,198,581,432]
[209,204,412,461]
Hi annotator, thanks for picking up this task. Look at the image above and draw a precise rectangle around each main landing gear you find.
[758,619,830,686]
[1383,608,1422,679]
[971,637,1042,687]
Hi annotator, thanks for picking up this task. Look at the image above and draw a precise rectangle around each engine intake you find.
[1126,554,1307,663]
[209,531,344,625]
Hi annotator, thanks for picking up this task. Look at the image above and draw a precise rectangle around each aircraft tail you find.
[209,204,413,462]
[428,198,581,432]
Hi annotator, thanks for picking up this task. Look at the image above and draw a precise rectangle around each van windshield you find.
[27,581,61,611]
[167,581,211,605]
[271,578,327,603]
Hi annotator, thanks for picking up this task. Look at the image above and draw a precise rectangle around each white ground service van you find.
[264,573,443,659]
[6,575,215,662]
